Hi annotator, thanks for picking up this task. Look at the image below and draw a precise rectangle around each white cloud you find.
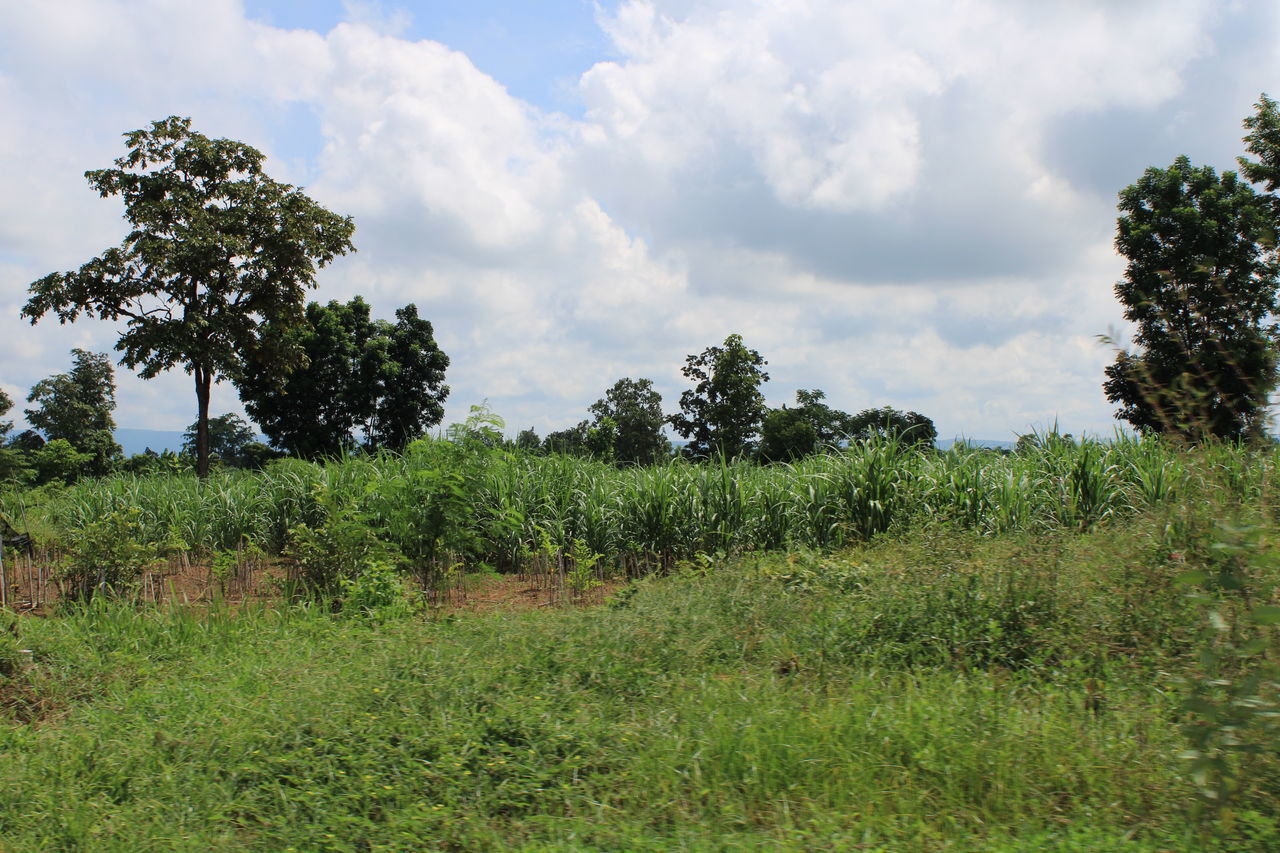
[0,0,1272,443]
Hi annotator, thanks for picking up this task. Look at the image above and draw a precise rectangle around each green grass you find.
[2,511,1277,851]
[5,433,1242,569]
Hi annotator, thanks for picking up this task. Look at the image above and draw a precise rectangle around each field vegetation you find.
[1,431,1279,850]
[0,424,1235,593]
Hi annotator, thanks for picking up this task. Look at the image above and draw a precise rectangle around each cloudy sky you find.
[2,0,1278,443]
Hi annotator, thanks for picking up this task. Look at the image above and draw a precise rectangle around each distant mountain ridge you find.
[115,428,187,456]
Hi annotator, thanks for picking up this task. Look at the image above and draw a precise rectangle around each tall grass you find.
[4,434,1274,577]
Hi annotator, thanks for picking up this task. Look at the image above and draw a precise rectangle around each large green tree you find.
[22,117,355,477]
[1102,151,1278,441]
[847,406,937,449]
[589,377,668,465]
[365,304,451,451]
[182,413,256,468]
[237,297,449,456]
[25,349,122,476]
[541,421,603,458]
[757,389,855,463]
[668,334,770,459]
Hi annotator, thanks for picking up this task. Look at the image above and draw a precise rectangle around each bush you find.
[284,487,401,604]
[57,507,160,602]
[339,561,414,618]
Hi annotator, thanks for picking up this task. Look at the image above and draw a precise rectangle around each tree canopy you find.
[588,377,669,465]
[182,413,257,468]
[24,349,122,476]
[237,297,449,457]
[1103,145,1279,441]
[847,406,937,449]
[21,116,355,476]
[757,389,857,463]
[0,388,12,444]
[669,334,770,459]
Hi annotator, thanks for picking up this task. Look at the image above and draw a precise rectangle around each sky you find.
[2,0,1279,443]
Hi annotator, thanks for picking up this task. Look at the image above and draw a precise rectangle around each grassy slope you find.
[1,518,1278,852]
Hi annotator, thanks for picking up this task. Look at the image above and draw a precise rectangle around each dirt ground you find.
[0,555,621,616]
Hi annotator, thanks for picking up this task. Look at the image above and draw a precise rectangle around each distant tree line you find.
[515,333,936,466]
[0,325,939,485]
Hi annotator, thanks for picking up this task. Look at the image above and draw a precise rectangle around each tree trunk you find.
[195,366,212,479]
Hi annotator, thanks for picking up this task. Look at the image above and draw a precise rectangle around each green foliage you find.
[0,391,21,482]
[588,377,668,465]
[17,432,1278,575]
[21,116,355,477]
[284,486,402,602]
[360,406,521,593]
[339,560,413,619]
[1104,149,1279,442]
[757,406,818,463]
[29,439,92,486]
[1239,93,1280,194]
[0,609,21,677]
[24,348,122,476]
[757,389,857,462]
[1174,522,1280,828]
[541,420,590,457]
[57,507,160,602]
[3,518,1280,850]
[122,448,189,476]
[237,298,449,457]
[181,412,256,468]
[0,387,12,443]
[514,427,540,452]
[669,333,770,459]
[367,304,451,451]
[566,538,604,596]
[847,405,937,448]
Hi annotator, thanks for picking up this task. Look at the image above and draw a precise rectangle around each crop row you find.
[3,433,1267,578]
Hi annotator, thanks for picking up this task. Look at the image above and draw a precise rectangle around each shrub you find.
[57,507,160,602]
[284,486,401,603]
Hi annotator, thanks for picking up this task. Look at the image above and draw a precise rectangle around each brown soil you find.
[440,574,623,613]
[1,556,622,616]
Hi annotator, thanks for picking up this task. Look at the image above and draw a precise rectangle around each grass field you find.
[2,493,1279,851]
[1,438,1279,850]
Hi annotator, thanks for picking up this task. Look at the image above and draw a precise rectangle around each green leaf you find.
[1250,605,1280,625]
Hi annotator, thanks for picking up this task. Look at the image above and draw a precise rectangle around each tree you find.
[1240,93,1280,195]
[22,117,355,477]
[757,407,817,464]
[542,421,592,457]
[514,428,541,453]
[757,389,855,463]
[364,304,451,451]
[29,439,92,485]
[182,413,256,467]
[25,349,122,476]
[0,388,12,442]
[847,406,937,449]
[668,334,770,459]
[1015,430,1075,454]
[0,389,24,482]
[1102,151,1278,441]
[237,297,449,457]
[588,377,669,465]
